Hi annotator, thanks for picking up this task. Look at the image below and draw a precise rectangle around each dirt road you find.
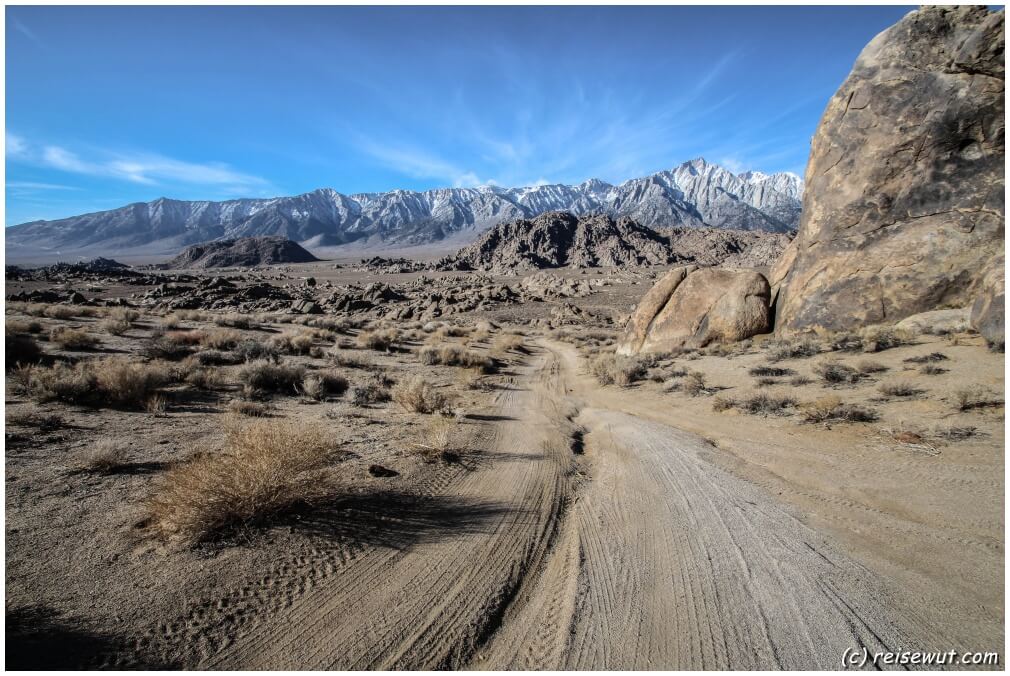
[131,341,976,669]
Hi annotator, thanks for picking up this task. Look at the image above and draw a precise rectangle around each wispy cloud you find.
[7,134,272,193]
[351,136,485,188]
[11,18,45,48]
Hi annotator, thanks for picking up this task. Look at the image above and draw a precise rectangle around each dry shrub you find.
[92,358,173,408]
[270,330,316,355]
[932,425,977,440]
[739,393,797,415]
[142,336,194,361]
[414,414,459,462]
[954,386,1004,411]
[79,440,130,474]
[100,317,132,336]
[214,313,252,329]
[419,344,495,373]
[767,337,820,362]
[184,366,224,390]
[146,394,169,415]
[194,349,242,366]
[920,364,948,375]
[107,307,140,323]
[351,381,391,406]
[229,400,270,417]
[6,333,43,368]
[7,318,43,334]
[161,313,182,329]
[589,353,647,387]
[711,396,737,412]
[163,330,204,346]
[492,333,526,355]
[42,305,78,320]
[903,351,948,364]
[749,366,794,377]
[49,326,98,350]
[801,396,878,423]
[301,371,349,401]
[234,339,279,363]
[813,360,863,385]
[856,360,888,374]
[789,375,813,386]
[6,407,65,431]
[145,419,337,542]
[13,362,95,403]
[878,381,923,398]
[755,377,780,387]
[200,329,243,350]
[680,371,708,396]
[357,328,398,351]
[859,325,915,353]
[238,360,305,397]
[392,375,447,414]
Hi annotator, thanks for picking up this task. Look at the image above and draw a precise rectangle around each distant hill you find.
[6,158,802,260]
[167,236,319,269]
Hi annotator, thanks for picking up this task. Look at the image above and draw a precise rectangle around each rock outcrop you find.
[167,236,320,269]
[616,266,772,354]
[436,212,677,272]
[970,255,1005,350]
[771,6,1004,334]
[664,227,793,269]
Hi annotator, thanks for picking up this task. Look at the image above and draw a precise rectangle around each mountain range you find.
[5,158,803,260]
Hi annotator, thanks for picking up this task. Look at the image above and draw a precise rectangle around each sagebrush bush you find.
[680,371,708,397]
[234,339,279,363]
[270,331,316,355]
[414,414,459,462]
[903,351,948,364]
[954,386,1003,411]
[42,305,79,320]
[163,330,204,346]
[856,360,888,374]
[357,328,398,351]
[749,366,794,377]
[739,393,797,415]
[491,334,526,355]
[6,318,43,334]
[392,375,447,413]
[142,336,194,361]
[213,313,252,329]
[813,360,863,385]
[200,329,243,350]
[146,419,337,542]
[589,354,647,387]
[879,381,923,397]
[6,333,43,368]
[49,326,98,350]
[920,364,948,375]
[301,371,349,400]
[767,338,820,362]
[100,317,133,336]
[351,382,391,406]
[859,326,915,353]
[16,357,171,409]
[79,440,130,474]
[419,344,495,373]
[802,396,878,423]
[238,360,305,397]
[228,400,269,417]
[6,407,65,431]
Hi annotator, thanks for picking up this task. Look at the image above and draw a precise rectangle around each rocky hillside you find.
[665,227,793,269]
[6,159,802,259]
[434,212,676,272]
[771,5,1004,335]
[167,236,319,269]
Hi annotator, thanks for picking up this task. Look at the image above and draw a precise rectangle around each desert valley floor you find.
[4,258,1004,669]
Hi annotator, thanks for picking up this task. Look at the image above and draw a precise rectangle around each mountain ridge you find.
[6,158,802,258]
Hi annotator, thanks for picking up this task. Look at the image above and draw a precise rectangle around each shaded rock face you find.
[168,236,319,269]
[617,266,771,355]
[664,227,793,269]
[771,6,1004,334]
[970,255,1005,350]
[436,212,676,272]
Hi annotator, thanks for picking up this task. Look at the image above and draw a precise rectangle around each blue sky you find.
[6,5,913,225]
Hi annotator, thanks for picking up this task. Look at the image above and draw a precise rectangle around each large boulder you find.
[970,255,1005,351]
[617,266,771,355]
[771,6,1004,334]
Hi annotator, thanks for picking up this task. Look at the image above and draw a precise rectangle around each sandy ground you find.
[5,267,1004,669]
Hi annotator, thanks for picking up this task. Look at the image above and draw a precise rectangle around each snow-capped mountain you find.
[6,158,803,258]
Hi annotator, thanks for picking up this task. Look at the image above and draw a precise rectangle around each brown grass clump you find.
[813,360,863,385]
[789,375,813,386]
[49,326,99,350]
[767,337,820,362]
[6,318,43,334]
[357,328,398,351]
[859,325,915,353]
[491,333,526,355]
[142,336,195,361]
[801,396,878,423]
[419,344,495,373]
[920,364,948,375]
[13,362,95,403]
[106,307,140,323]
[238,360,306,397]
[589,353,647,387]
[6,407,65,432]
[413,414,459,462]
[145,419,337,542]
[92,358,173,408]
[78,440,130,474]
[878,381,923,398]
[739,393,797,415]
[6,333,44,368]
[42,305,79,320]
[228,400,270,417]
[392,375,448,414]
[213,313,252,329]
[200,329,244,350]
[954,386,1004,411]
[711,396,737,412]
[903,351,948,364]
[301,371,349,401]
[161,313,182,329]
[270,330,316,355]
[100,317,133,336]
[183,365,225,390]
[856,360,888,374]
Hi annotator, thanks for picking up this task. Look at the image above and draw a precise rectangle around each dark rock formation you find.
[771,6,1004,334]
[168,236,319,269]
[971,255,1005,350]
[664,227,793,269]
